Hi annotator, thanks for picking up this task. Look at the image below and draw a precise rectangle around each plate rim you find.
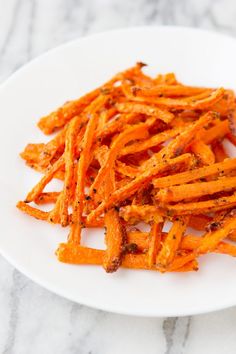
[1,25,236,317]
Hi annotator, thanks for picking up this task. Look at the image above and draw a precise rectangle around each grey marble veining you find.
[1,0,236,353]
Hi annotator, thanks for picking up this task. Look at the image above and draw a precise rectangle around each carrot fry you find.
[123,87,224,110]
[157,176,236,203]
[132,85,210,98]
[38,89,100,134]
[25,156,64,202]
[148,221,163,266]
[35,192,60,205]
[116,102,174,123]
[191,140,215,165]
[165,192,236,215]
[198,216,236,254]
[201,119,229,144]
[60,116,81,226]
[87,154,192,222]
[69,96,107,244]
[120,126,182,156]
[56,244,196,272]
[17,201,49,221]
[156,217,189,268]
[153,158,236,189]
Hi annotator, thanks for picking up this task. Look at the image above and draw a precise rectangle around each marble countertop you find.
[1,0,236,353]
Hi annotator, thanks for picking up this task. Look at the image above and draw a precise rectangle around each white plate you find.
[0,26,236,317]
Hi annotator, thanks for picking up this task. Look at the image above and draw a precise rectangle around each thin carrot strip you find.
[201,119,229,144]
[157,176,236,203]
[123,87,224,110]
[120,126,182,156]
[148,221,163,267]
[198,216,236,254]
[132,85,210,98]
[25,156,64,202]
[56,244,196,272]
[116,102,174,123]
[38,89,100,134]
[153,158,236,189]
[17,201,49,220]
[35,192,60,205]
[156,217,189,268]
[69,96,107,243]
[165,192,236,215]
[60,116,81,226]
[191,140,215,166]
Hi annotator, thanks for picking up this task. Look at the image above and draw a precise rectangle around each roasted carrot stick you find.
[157,176,236,203]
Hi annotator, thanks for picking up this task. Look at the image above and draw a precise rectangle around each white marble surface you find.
[1,0,236,353]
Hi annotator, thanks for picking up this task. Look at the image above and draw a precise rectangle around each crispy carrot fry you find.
[20,143,45,166]
[35,192,60,205]
[39,127,67,166]
[148,221,163,266]
[201,119,229,144]
[153,158,236,189]
[69,96,107,243]
[181,235,236,257]
[191,140,215,165]
[157,176,236,203]
[17,201,49,221]
[103,206,126,272]
[123,87,224,110]
[103,150,126,272]
[38,89,100,134]
[25,156,64,202]
[165,192,236,215]
[57,243,196,272]
[48,192,63,224]
[156,217,189,268]
[132,85,210,98]
[120,126,182,156]
[60,116,81,226]
[97,113,141,139]
[116,102,174,123]
[198,216,236,254]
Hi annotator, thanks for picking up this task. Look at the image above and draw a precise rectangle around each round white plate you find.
[0,26,236,317]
